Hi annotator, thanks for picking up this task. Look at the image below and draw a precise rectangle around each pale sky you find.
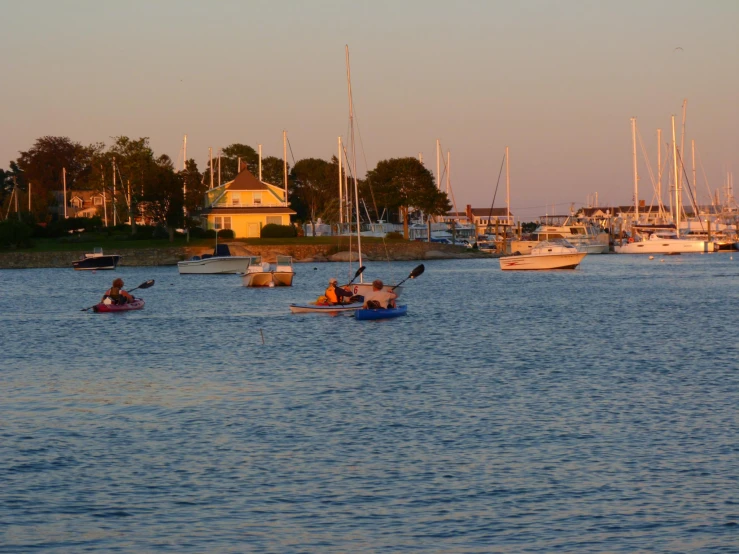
[1,0,737,220]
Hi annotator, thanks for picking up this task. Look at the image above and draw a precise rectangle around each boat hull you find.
[290,302,363,314]
[178,257,252,274]
[499,252,586,270]
[355,305,408,320]
[614,239,714,254]
[73,255,121,270]
[243,271,295,287]
[92,299,145,313]
[344,283,403,298]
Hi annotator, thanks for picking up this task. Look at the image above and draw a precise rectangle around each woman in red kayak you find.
[102,278,134,305]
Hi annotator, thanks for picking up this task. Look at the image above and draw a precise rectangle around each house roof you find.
[227,168,275,191]
[201,206,296,215]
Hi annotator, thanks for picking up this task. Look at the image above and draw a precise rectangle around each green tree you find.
[140,155,185,241]
[261,156,287,189]
[290,157,338,235]
[15,136,98,219]
[364,157,439,239]
[220,143,258,182]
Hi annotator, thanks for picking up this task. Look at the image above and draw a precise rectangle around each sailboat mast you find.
[209,147,213,189]
[657,129,662,220]
[436,139,440,190]
[346,45,363,271]
[691,140,697,213]
[631,117,639,222]
[672,115,680,237]
[258,144,263,181]
[338,136,343,225]
[63,167,67,219]
[183,134,187,229]
[112,157,117,226]
[506,146,510,227]
[283,131,288,203]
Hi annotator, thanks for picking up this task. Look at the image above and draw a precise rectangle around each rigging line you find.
[286,136,297,166]
[636,127,661,212]
[696,148,714,208]
[676,148,705,231]
[485,153,506,232]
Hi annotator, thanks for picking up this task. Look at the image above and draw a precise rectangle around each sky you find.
[1,0,738,221]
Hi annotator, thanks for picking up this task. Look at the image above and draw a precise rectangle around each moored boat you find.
[242,256,295,287]
[355,305,408,320]
[500,239,587,270]
[72,248,121,270]
[92,298,145,313]
[178,244,253,274]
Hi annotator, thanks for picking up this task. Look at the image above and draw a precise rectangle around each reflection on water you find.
[2,256,738,552]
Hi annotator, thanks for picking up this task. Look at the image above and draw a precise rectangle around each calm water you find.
[1,254,738,553]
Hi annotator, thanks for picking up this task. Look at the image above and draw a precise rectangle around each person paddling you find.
[325,277,353,305]
[362,279,397,309]
[102,278,134,305]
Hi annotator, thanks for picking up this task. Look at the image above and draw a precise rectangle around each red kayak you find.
[92,299,145,313]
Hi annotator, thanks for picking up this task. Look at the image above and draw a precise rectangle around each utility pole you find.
[112,157,117,226]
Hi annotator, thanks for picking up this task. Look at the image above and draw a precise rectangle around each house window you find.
[231,193,241,207]
[215,216,232,230]
[93,197,103,206]
[253,192,262,205]
[71,198,83,208]
[266,216,282,225]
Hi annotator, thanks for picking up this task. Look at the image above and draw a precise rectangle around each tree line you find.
[0,136,451,239]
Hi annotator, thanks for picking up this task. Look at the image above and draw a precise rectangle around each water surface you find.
[1,255,738,552]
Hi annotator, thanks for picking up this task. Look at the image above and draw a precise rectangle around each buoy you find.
[660,259,665,263]
[649,256,654,260]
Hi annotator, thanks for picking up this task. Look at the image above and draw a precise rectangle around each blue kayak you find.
[355,305,407,320]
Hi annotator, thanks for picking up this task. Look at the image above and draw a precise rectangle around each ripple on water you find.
[1,257,738,552]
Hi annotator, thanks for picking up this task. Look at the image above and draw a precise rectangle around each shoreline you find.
[0,242,496,269]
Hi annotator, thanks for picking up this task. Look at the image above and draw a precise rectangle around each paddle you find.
[392,264,425,290]
[81,279,155,311]
[346,265,366,285]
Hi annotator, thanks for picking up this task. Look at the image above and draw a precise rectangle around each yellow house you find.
[200,167,296,238]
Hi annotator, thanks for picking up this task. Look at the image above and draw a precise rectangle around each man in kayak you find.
[102,278,134,305]
[325,277,353,305]
[362,279,397,309]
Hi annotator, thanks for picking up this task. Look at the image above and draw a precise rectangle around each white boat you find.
[511,217,609,254]
[178,244,253,274]
[613,231,714,254]
[289,301,363,314]
[500,239,587,270]
[242,256,294,287]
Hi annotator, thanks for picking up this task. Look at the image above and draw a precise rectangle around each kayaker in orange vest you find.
[102,278,134,305]
[325,277,353,305]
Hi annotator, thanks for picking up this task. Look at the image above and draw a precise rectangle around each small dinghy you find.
[289,302,363,314]
[92,298,145,313]
[355,305,407,320]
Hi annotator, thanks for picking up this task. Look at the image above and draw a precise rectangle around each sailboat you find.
[289,46,402,314]
[614,115,714,254]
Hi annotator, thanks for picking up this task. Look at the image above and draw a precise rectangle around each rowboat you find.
[355,305,407,320]
[289,302,363,314]
[92,299,145,313]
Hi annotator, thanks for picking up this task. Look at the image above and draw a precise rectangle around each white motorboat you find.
[242,256,294,287]
[178,244,253,274]
[511,217,609,254]
[500,239,587,270]
[613,231,714,254]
